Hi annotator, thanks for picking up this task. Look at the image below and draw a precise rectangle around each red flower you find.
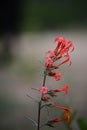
[45,57,53,67]
[55,36,66,44]
[56,53,72,68]
[46,112,70,127]
[53,72,61,81]
[50,104,71,112]
[46,50,55,58]
[38,86,48,97]
[53,85,68,95]
[45,36,74,69]
[54,36,74,68]
[49,118,60,123]
[54,36,74,56]
[46,118,61,127]
[48,70,61,81]
[48,85,68,97]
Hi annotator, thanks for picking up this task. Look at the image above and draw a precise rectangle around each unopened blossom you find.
[53,72,61,81]
[63,112,70,123]
[38,86,48,97]
[48,70,61,81]
[47,90,57,97]
[46,50,55,58]
[45,57,53,67]
[46,118,61,127]
[42,96,50,102]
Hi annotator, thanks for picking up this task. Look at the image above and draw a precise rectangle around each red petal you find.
[51,105,71,112]
[57,54,70,67]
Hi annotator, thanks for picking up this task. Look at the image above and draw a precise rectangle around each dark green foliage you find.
[77,118,87,130]
[20,0,87,31]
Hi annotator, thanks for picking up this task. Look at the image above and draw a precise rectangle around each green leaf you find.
[77,118,87,130]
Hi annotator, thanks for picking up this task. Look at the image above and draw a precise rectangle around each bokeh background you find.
[0,0,87,130]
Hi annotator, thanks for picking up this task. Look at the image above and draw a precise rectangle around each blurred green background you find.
[0,0,87,130]
[20,0,87,31]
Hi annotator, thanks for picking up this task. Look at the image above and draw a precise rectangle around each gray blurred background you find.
[0,0,87,130]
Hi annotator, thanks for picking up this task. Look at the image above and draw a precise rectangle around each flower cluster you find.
[37,36,74,128]
[38,85,70,127]
[45,36,74,81]
[45,36,74,68]
[46,112,70,128]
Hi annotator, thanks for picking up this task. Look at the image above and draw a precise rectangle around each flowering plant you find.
[27,36,74,130]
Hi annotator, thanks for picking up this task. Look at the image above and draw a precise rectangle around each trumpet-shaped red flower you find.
[50,104,71,112]
[48,85,68,97]
[46,118,61,127]
[46,112,70,127]
[49,118,60,123]
[53,85,68,95]
[38,86,48,97]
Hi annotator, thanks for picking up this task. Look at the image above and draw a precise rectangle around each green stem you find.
[43,68,47,86]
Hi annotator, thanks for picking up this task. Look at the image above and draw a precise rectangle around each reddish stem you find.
[37,68,47,130]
